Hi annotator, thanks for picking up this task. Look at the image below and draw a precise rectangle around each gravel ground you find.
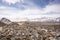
[0,22,60,40]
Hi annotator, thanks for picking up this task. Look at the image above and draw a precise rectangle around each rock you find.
[0,18,11,24]
[0,37,7,40]
[0,21,6,26]
[0,27,2,32]
[57,37,60,40]
[0,21,60,40]
[11,37,15,40]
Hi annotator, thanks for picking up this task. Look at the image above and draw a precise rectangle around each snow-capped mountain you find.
[0,18,12,24]
[0,17,60,23]
[28,17,60,22]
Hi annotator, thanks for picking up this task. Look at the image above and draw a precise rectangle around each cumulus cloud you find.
[0,6,41,15]
[44,4,60,13]
[0,5,43,21]
[0,0,60,21]
[0,4,60,21]
[2,0,24,4]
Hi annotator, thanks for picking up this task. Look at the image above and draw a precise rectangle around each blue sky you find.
[0,0,60,21]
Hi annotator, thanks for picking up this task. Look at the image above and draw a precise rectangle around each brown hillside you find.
[0,21,6,27]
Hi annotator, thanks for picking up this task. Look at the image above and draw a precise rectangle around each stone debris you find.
[0,22,60,40]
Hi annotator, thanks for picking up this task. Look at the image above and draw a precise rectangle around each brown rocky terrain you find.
[0,21,6,26]
[0,18,60,40]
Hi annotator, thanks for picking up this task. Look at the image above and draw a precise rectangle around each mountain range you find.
[0,17,60,22]
[28,17,60,22]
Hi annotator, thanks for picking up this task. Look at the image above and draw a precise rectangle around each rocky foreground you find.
[0,22,60,40]
[0,18,60,40]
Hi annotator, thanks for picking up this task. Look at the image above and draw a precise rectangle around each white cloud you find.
[0,6,16,9]
[0,6,44,21]
[44,4,60,13]
[0,4,60,21]
[2,0,24,4]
